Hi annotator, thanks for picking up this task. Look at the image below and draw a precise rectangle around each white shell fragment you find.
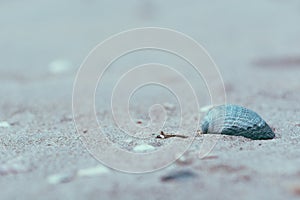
[200,105,214,113]
[0,121,10,128]
[47,173,75,184]
[77,166,110,177]
[47,166,110,184]
[133,144,155,152]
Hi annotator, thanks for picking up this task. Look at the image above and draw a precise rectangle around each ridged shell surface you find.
[201,105,275,140]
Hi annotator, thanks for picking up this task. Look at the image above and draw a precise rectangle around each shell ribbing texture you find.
[201,105,275,140]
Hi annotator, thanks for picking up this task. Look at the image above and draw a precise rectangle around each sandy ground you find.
[1,0,300,199]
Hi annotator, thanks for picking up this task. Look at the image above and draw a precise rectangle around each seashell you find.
[201,104,275,140]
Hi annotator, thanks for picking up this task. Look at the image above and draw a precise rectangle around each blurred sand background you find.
[1,0,300,199]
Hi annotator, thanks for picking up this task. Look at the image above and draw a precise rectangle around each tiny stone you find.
[47,173,75,184]
[133,144,155,152]
[77,165,110,177]
[161,170,197,182]
[0,121,10,128]
[200,105,214,113]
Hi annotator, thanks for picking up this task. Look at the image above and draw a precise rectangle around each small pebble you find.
[0,121,10,128]
[83,130,88,134]
[77,165,110,177]
[47,166,109,184]
[161,170,197,182]
[133,144,155,152]
[200,105,214,113]
[47,173,75,184]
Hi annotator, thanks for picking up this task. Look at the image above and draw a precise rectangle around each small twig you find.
[156,131,188,139]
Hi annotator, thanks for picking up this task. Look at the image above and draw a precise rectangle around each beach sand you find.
[1,1,300,199]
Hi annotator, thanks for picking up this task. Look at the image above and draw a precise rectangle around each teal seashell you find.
[201,104,275,140]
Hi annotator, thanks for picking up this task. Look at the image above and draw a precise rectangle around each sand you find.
[1,0,300,199]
